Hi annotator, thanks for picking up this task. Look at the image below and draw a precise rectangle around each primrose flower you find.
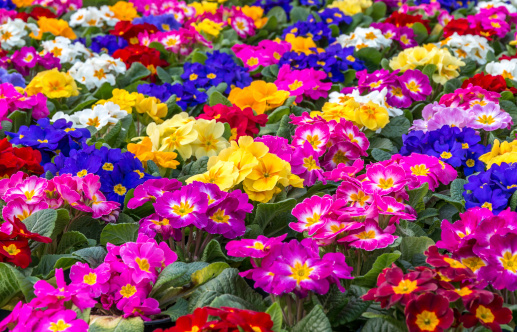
[292,122,330,154]
[339,220,398,251]
[120,241,170,283]
[154,184,208,228]
[291,142,325,186]
[3,175,47,204]
[69,262,111,297]
[228,80,290,115]
[25,68,79,99]
[191,119,230,159]
[291,195,333,235]
[478,232,517,291]
[362,164,407,195]
[461,296,512,331]
[226,234,287,258]
[405,293,454,332]
[37,310,89,332]
[469,102,512,131]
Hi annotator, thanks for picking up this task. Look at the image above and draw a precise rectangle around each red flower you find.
[461,296,512,332]
[436,280,494,306]
[197,104,268,140]
[110,21,158,45]
[0,138,43,177]
[384,12,431,32]
[113,45,168,76]
[443,19,495,39]
[405,293,454,332]
[362,264,437,308]
[0,239,31,268]
[157,308,214,332]
[425,246,475,282]
[16,7,57,21]
[206,307,274,332]
[499,54,517,61]
[0,218,52,243]
[461,73,517,94]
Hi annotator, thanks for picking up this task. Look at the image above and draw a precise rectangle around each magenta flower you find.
[291,142,325,187]
[330,120,370,152]
[195,182,226,207]
[121,297,161,320]
[127,178,182,209]
[386,81,413,108]
[205,189,252,239]
[292,122,330,155]
[274,65,331,103]
[111,271,150,312]
[322,252,354,292]
[4,176,48,204]
[2,199,48,223]
[36,309,89,332]
[154,184,208,228]
[439,84,500,110]
[226,234,287,258]
[362,164,407,195]
[254,135,293,162]
[139,213,178,241]
[339,220,398,251]
[291,195,333,235]
[323,159,364,181]
[312,219,362,241]
[357,69,398,93]
[321,141,363,171]
[398,69,432,102]
[469,102,512,131]
[336,179,372,208]
[69,262,111,298]
[478,233,517,291]
[393,154,445,191]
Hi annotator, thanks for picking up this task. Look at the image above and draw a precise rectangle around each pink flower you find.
[226,234,287,258]
[291,142,325,187]
[120,241,166,283]
[3,176,47,204]
[312,220,362,241]
[154,184,208,228]
[2,199,48,223]
[291,195,333,235]
[127,178,182,209]
[339,220,398,251]
[292,122,330,155]
[274,65,331,103]
[469,102,512,131]
[362,164,407,195]
[69,262,111,298]
[35,309,89,332]
[121,297,161,320]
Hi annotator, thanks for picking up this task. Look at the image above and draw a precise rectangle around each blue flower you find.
[0,68,25,87]
[84,35,128,55]
[319,8,353,26]
[0,0,15,10]
[133,14,181,32]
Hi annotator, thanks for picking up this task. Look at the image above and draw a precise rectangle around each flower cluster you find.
[69,54,126,89]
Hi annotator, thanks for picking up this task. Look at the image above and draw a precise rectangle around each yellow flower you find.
[135,97,168,124]
[243,184,282,203]
[284,34,321,55]
[480,140,517,168]
[32,17,76,40]
[244,153,290,192]
[355,101,390,131]
[228,80,290,115]
[12,0,33,7]
[389,45,465,84]
[190,1,219,15]
[187,160,239,191]
[26,68,79,99]
[158,121,199,159]
[192,19,224,37]
[109,1,139,21]
[128,137,179,171]
[328,0,372,15]
[191,119,230,159]
[97,89,144,113]
[320,100,360,123]
[240,6,268,29]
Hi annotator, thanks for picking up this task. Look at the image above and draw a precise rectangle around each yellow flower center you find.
[289,261,314,285]
[77,169,88,177]
[86,117,101,127]
[120,284,137,298]
[350,191,370,206]
[3,244,20,256]
[207,73,216,79]
[477,115,495,125]
[24,189,36,200]
[172,201,194,217]
[83,272,97,285]
[476,305,495,323]
[332,150,349,165]
[289,80,303,91]
[405,81,421,92]
[391,86,404,97]
[302,156,320,171]
[210,208,230,224]
[49,319,72,331]
[356,230,376,239]
[392,279,418,294]
[306,212,320,226]
[365,32,377,40]
[481,202,493,211]
[114,184,127,196]
[454,287,472,297]
[461,257,485,272]
[189,73,198,81]
[378,177,394,189]
[93,68,106,80]
[306,134,321,149]
[102,163,114,171]
[444,257,466,268]
[500,251,517,273]
[415,310,440,331]
[247,241,265,250]
[440,151,452,159]
[135,257,150,272]
[410,164,429,176]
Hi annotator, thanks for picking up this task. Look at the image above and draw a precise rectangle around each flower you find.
[405,293,454,332]
[461,295,512,331]
[191,119,230,159]
[469,102,512,131]
[25,68,79,99]
[33,17,76,39]
[290,195,332,235]
[109,1,138,21]
[154,184,208,228]
[226,234,287,258]
[339,220,398,251]
[228,80,290,115]
[186,160,239,191]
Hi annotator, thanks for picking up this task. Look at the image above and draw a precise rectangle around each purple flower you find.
[469,102,513,131]
[204,189,252,239]
[154,183,208,228]
[478,232,517,291]
[121,297,161,320]
[128,178,182,209]
[291,142,325,187]
[398,69,432,102]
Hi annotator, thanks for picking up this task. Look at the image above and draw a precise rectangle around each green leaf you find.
[147,160,160,175]
[152,262,209,296]
[380,116,410,138]
[354,251,401,288]
[266,302,283,332]
[444,78,462,94]
[73,247,107,268]
[209,91,232,107]
[68,216,105,243]
[253,198,297,234]
[266,7,287,24]
[400,236,434,262]
[355,47,382,69]
[7,264,38,302]
[201,239,241,263]
[267,106,290,124]
[222,122,232,141]
[93,82,114,99]
[188,268,266,312]
[179,156,209,177]
[162,298,188,321]
[88,316,144,332]
[192,50,207,64]
[276,114,292,140]
[500,91,515,102]
[511,191,517,211]
[35,254,79,278]
[369,137,394,151]
[156,66,173,84]
[0,263,21,307]
[51,208,70,240]
[450,178,468,202]
[327,285,371,327]
[23,209,57,250]
[117,62,151,87]
[407,183,429,212]
[210,294,258,310]
[412,22,428,44]
[290,7,310,22]
[366,1,386,21]
[421,64,437,82]
[500,100,517,124]
[460,59,476,76]
[191,262,229,285]
[57,231,89,254]
[100,223,139,246]
[371,148,392,162]
[361,316,408,332]
[292,305,332,332]
[432,193,464,211]
[8,111,28,133]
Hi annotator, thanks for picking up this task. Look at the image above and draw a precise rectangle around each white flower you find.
[70,107,111,129]
[350,88,403,117]
[41,37,92,64]
[0,19,38,50]
[486,59,517,80]
[336,27,392,51]
[69,54,126,90]
[50,111,74,124]
[96,102,128,125]
[440,33,493,65]
[70,6,118,28]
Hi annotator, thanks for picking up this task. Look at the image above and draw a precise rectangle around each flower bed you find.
[0,0,516,331]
